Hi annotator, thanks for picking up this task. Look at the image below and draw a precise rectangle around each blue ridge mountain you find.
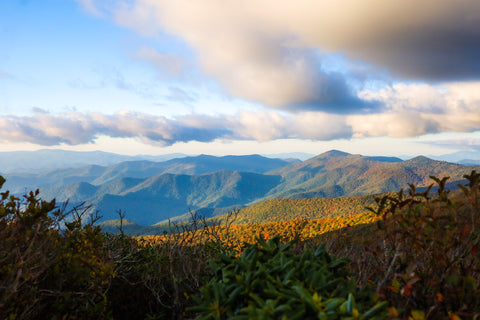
[40,170,281,225]
[3,150,479,227]
[262,151,477,200]
[0,149,187,174]
[2,154,295,194]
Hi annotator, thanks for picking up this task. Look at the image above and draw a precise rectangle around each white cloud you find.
[88,0,480,111]
[351,82,480,137]
[132,46,188,79]
[2,84,480,147]
[292,112,351,140]
[231,111,290,141]
[75,0,104,17]
[0,109,352,146]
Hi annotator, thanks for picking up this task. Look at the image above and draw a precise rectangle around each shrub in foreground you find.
[323,172,480,319]
[0,175,229,319]
[188,236,387,319]
[0,176,113,319]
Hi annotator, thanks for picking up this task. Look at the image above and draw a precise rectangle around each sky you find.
[1,0,480,158]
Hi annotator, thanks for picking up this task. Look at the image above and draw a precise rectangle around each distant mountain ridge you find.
[1,150,479,227]
[2,154,295,194]
[430,151,480,164]
[40,170,282,225]
[0,149,308,174]
[262,152,475,200]
[0,149,187,174]
[1,148,476,174]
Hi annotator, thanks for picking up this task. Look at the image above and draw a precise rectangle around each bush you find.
[3,170,478,319]
[0,176,113,319]
[0,174,238,319]
[188,236,387,319]
[105,231,220,319]
[324,171,480,319]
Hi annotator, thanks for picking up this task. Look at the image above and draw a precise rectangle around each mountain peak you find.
[407,155,434,162]
[404,155,446,166]
[316,150,351,158]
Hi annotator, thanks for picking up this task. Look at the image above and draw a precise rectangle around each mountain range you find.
[2,148,479,174]
[2,154,296,195]
[1,150,479,226]
[0,149,309,174]
[429,150,480,164]
[0,149,188,174]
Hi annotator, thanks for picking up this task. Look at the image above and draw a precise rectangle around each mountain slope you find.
[214,194,378,225]
[3,154,293,194]
[42,170,282,225]
[263,150,480,200]
[91,155,293,185]
[96,170,282,224]
[7,150,480,227]
[0,149,186,174]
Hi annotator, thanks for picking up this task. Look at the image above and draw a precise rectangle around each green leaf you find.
[363,301,388,319]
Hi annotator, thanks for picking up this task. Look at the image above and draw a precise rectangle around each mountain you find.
[0,149,187,174]
[2,154,294,194]
[262,152,315,161]
[459,159,480,166]
[430,151,480,164]
[262,150,479,200]
[90,154,294,185]
[213,194,379,225]
[100,194,378,235]
[367,156,403,163]
[41,170,282,225]
[4,149,480,227]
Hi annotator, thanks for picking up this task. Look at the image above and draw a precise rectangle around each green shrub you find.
[0,176,113,319]
[104,234,212,319]
[351,171,480,319]
[104,211,238,319]
[0,174,235,319]
[188,236,387,319]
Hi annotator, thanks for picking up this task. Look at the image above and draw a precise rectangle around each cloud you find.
[293,0,480,81]
[349,82,480,137]
[166,87,197,103]
[1,86,480,148]
[75,0,107,17]
[82,0,379,112]
[131,46,189,79]
[0,109,352,146]
[0,110,231,146]
[84,0,480,112]
[228,111,352,141]
[423,138,480,152]
[2,79,480,146]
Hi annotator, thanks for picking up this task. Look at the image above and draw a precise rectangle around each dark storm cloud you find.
[354,22,480,81]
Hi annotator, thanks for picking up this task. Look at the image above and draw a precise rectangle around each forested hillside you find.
[3,151,479,226]
[213,194,378,224]
[264,150,479,199]
[2,154,293,194]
